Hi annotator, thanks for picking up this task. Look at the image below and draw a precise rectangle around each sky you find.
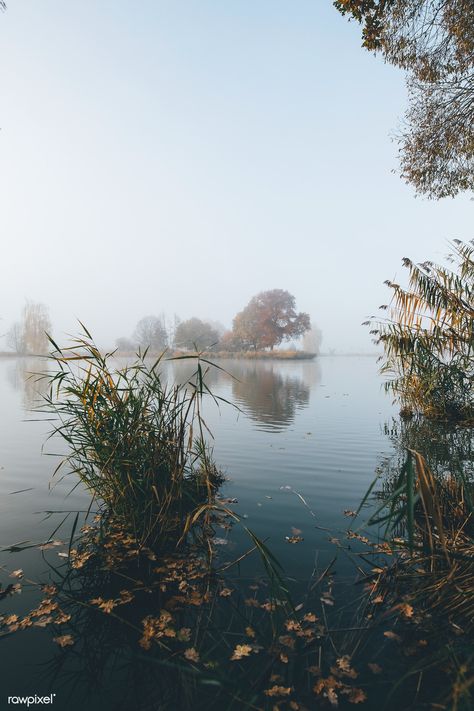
[0,0,472,352]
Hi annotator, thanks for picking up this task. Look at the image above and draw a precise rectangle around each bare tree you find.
[7,301,51,355]
[133,316,168,352]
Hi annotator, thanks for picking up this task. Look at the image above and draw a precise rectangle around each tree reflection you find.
[6,358,51,410]
[230,363,316,431]
[382,416,474,479]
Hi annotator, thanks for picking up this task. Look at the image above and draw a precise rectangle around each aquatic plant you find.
[40,328,225,549]
[354,447,474,710]
[368,239,474,422]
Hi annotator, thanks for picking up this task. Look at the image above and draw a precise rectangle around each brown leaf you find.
[54,634,74,647]
[384,630,402,642]
[230,644,253,661]
[368,662,382,674]
[264,686,292,697]
[184,647,199,662]
[348,688,367,704]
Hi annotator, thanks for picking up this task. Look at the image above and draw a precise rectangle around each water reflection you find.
[6,357,51,410]
[229,362,318,431]
[383,416,474,479]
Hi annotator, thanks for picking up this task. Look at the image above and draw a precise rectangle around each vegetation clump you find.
[369,239,473,422]
[41,329,225,550]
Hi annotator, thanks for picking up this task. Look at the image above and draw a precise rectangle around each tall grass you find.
[40,329,225,549]
[358,446,474,709]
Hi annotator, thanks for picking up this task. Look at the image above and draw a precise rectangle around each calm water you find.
[0,355,397,707]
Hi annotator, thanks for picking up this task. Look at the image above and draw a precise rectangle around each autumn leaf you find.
[177,627,191,642]
[368,662,382,674]
[245,626,255,638]
[219,587,233,597]
[10,570,23,579]
[184,647,199,662]
[264,686,293,697]
[348,688,367,704]
[230,644,253,661]
[336,656,357,679]
[303,612,318,623]
[384,630,402,642]
[54,634,74,647]
[399,603,414,618]
[285,536,304,544]
[244,598,259,608]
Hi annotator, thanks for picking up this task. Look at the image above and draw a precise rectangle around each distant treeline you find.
[116,289,322,356]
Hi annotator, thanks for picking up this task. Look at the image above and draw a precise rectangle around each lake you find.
[0,355,398,708]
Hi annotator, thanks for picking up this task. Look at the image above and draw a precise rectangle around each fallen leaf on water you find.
[399,603,414,618]
[343,510,357,517]
[303,612,318,623]
[184,647,199,662]
[54,634,74,647]
[264,686,292,697]
[10,570,23,579]
[348,688,367,704]
[219,587,233,597]
[230,644,253,661]
[285,536,304,544]
[245,626,255,638]
[177,627,191,642]
[244,598,259,608]
[368,662,382,674]
[384,630,402,642]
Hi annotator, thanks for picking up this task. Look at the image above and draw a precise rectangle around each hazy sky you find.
[0,1,472,352]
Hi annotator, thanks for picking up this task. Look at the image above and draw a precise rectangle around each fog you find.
[0,1,471,353]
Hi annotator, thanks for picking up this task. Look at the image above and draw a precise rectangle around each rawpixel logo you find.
[7,696,56,707]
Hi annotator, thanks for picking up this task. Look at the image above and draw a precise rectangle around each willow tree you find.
[369,240,474,421]
[335,0,474,198]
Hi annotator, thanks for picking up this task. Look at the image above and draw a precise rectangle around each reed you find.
[40,328,225,550]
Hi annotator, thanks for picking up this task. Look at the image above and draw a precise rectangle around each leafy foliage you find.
[335,0,474,197]
[174,318,219,351]
[231,289,310,351]
[369,239,474,421]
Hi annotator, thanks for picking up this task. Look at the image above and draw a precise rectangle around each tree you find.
[133,316,168,352]
[6,321,25,354]
[335,0,474,198]
[174,318,219,351]
[303,323,323,354]
[368,239,474,420]
[7,301,52,355]
[115,337,137,353]
[232,289,310,351]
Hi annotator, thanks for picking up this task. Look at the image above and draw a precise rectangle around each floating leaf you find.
[230,644,253,661]
[264,686,292,697]
[184,647,199,662]
[368,662,382,674]
[54,634,74,647]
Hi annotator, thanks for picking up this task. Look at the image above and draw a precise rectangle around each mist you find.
[0,1,471,353]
